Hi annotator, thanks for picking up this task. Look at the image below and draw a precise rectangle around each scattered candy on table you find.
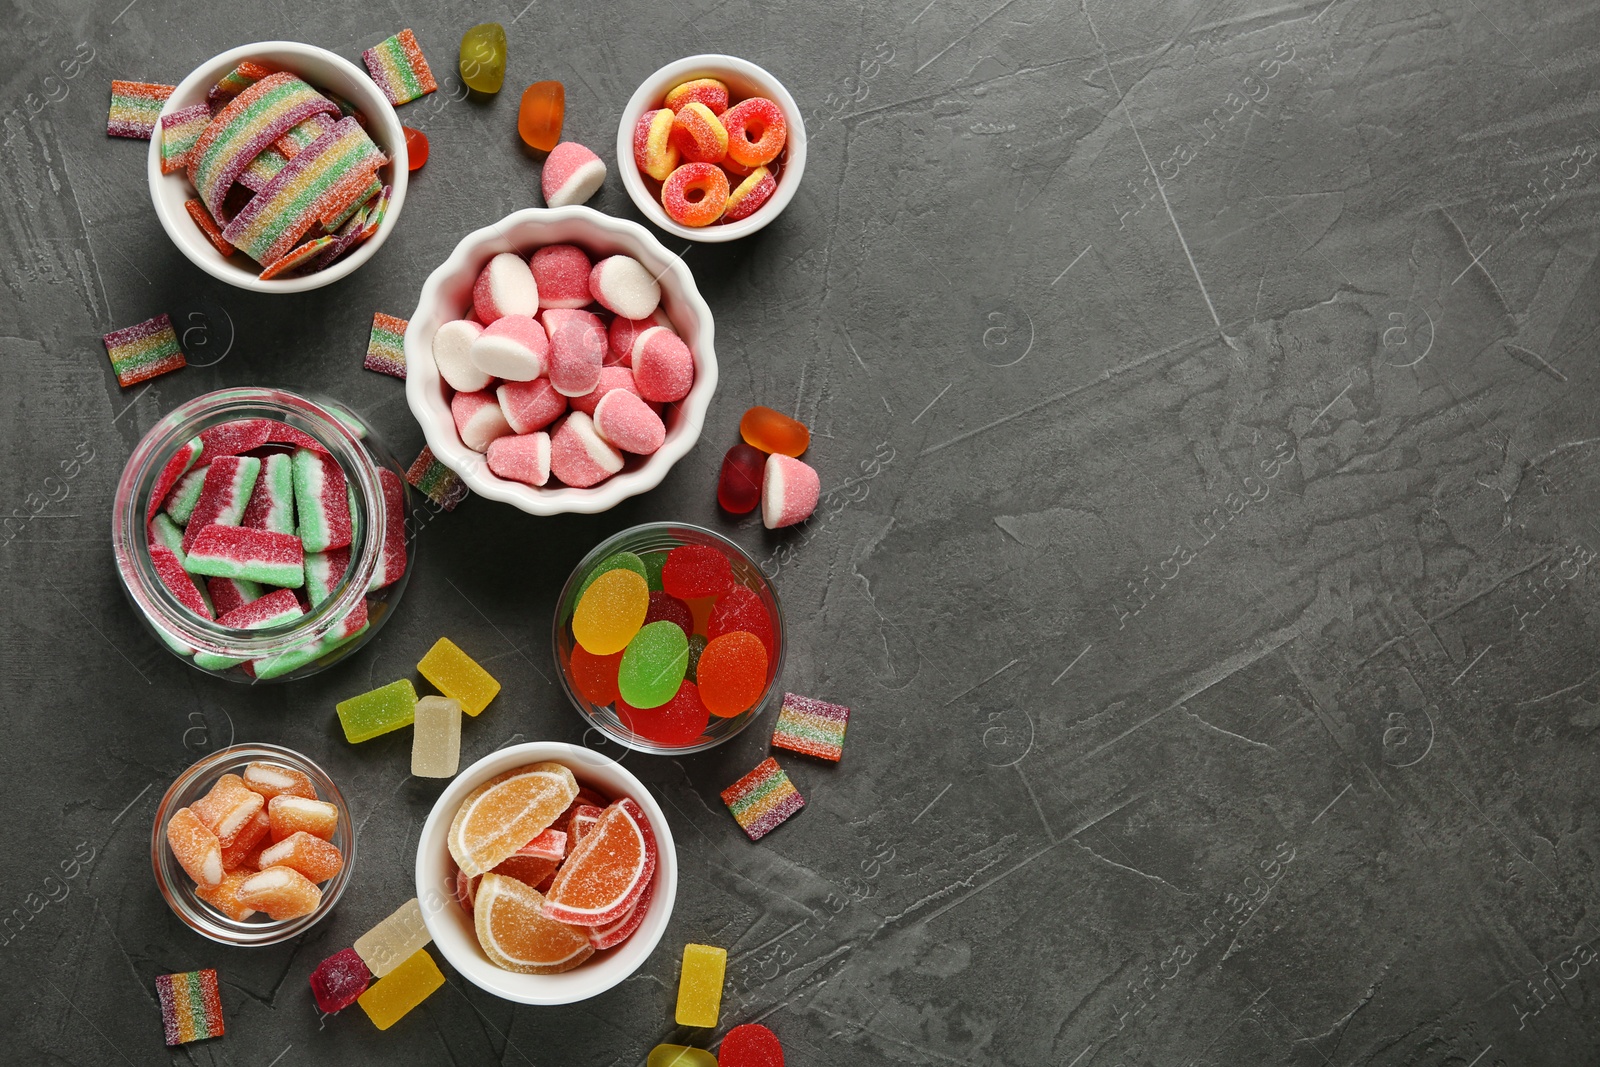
[650,1047,716,1067]
[309,947,372,1014]
[675,943,727,1027]
[403,126,428,170]
[739,406,809,457]
[418,637,501,715]
[761,453,820,529]
[362,28,437,107]
[406,445,470,510]
[771,693,848,762]
[459,23,507,94]
[357,947,444,1030]
[363,312,409,378]
[337,678,418,742]
[517,79,565,151]
[718,1023,785,1067]
[412,695,463,778]
[543,141,606,207]
[631,77,789,226]
[717,443,766,513]
[107,80,173,139]
[155,969,224,1045]
[721,757,804,841]
[103,313,186,388]
[354,897,432,978]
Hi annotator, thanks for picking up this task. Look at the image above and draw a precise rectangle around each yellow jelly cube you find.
[674,943,726,1028]
[417,637,500,715]
[357,948,444,1030]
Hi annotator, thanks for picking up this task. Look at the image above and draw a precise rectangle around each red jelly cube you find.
[309,947,372,1013]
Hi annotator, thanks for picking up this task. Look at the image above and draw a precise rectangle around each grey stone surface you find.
[2,0,1599,1063]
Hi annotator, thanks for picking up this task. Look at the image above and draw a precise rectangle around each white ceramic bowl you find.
[147,41,408,293]
[414,742,678,1005]
[617,54,807,242]
[404,206,718,514]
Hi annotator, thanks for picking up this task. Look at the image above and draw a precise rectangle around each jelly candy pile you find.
[717,406,821,528]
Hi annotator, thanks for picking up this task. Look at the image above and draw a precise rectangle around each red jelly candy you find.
[717,443,766,514]
[309,947,372,1013]
[697,631,768,717]
[644,590,694,635]
[618,681,710,746]
[707,585,775,659]
[661,544,734,600]
[403,126,428,170]
[568,645,623,706]
[719,1023,785,1067]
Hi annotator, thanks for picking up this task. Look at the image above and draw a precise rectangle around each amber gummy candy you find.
[739,406,809,457]
[518,80,565,151]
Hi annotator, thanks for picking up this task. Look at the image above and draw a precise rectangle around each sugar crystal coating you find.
[497,378,566,433]
[707,585,776,659]
[662,162,729,227]
[722,97,788,169]
[309,947,372,1013]
[257,830,344,883]
[530,244,594,309]
[370,467,408,592]
[473,252,539,324]
[268,794,339,841]
[573,567,650,655]
[181,455,260,554]
[675,943,727,1027]
[237,865,322,919]
[543,797,657,925]
[362,28,438,106]
[185,199,236,255]
[632,327,695,402]
[357,948,444,1030]
[474,874,594,973]
[107,80,173,139]
[549,411,623,488]
[661,545,734,600]
[160,103,212,173]
[187,519,305,587]
[432,319,490,392]
[670,102,728,164]
[486,432,551,487]
[167,806,225,886]
[772,693,849,762]
[188,72,339,218]
[406,446,469,510]
[452,390,514,453]
[448,763,578,877]
[364,312,408,378]
[720,757,804,841]
[542,141,606,207]
[697,631,769,717]
[593,388,665,455]
[762,454,821,530]
[633,108,679,181]
[103,313,186,388]
[617,620,690,709]
[155,969,224,1045]
[719,1023,786,1067]
[665,78,730,115]
[355,897,432,978]
[418,637,501,715]
[336,678,417,743]
[618,679,710,747]
[241,453,296,534]
[567,645,623,706]
[412,695,463,778]
[589,255,661,320]
[471,313,547,381]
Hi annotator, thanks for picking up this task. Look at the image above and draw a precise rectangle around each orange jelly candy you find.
[237,865,323,920]
[195,869,258,921]
[567,645,623,705]
[220,808,271,870]
[268,794,339,842]
[190,773,266,847]
[167,807,224,887]
[696,631,769,717]
[572,568,650,655]
[669,101,728,164]
[474,873,594,974]
[518,80,565,151]
[448,762,578,877]
[739,406,809,457]
[258,831,345,883]
[243,761,317,800]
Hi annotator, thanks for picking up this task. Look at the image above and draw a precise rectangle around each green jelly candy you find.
[576,551,647,601]
[337,679,417,743]
[641,550,668,592]
[685,633,707,682]
[459,23,507,94]
[617,621,689,709]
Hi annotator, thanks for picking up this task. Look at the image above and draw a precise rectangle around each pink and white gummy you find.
[592,389,665,455]
[549,412,623,488]
[530,244,594,309]
[470,313,547,381]
[433,319,490,392]
[541,142,607,209]
[589,255,660,321]
[544,308,606,398]
[762,454,820,529]
[497,378,567,433]
[631,326,694,402]
[472,252,539,324]
[608,310,672,367]
[486,432,552,487]
[452,390,514,453]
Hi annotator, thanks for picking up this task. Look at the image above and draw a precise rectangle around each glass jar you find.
[112,387,415,682]
[554,522,786,754]
[150,744,354,946]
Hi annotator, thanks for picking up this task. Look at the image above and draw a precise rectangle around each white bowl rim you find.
[146,39,409,294]
[615,53,807,243]
[414,741,679,1005]
[403,205,719,515]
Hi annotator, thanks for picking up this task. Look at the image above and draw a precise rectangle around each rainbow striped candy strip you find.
[721,757,805,841]
[155,969,224,1046]
[771,693,850,762]
[406,447,468,511]
[312,204,370,271]
[322,176,380,233]
[238,144,289,192]
[206,60,276,110]
[103,314,186,388]
[362,29,437,106]
[258,235,335,280]
[276,112,335,159]
[365,313,409,379]
[185,199,235,256]
[358,184,393,241]
[107,80,174,139]
[159,103,211,173]
[188,71,338,218]
[221,116,387,265]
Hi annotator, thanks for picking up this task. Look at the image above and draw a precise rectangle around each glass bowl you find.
[150,743,353,946]
[553,522,785,754]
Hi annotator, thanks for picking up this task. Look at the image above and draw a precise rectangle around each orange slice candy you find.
[473,873,595,973]
[447,762,578,877]
[543,797,657,926]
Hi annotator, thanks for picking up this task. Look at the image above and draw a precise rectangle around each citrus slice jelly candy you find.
[661,544,734,600]
[572,568,649,655]
[707,585,775,658]
[697,631,769,717]
[447,762,578,877]
[739,406,809,457]
[567,645,623,705]
[167,807,224,887]
[543,798,657,926]
[517,80,564,151]
[618,620,690,709]
[474,873,594,973]
[589,876,654,950]
[619,680,710,747]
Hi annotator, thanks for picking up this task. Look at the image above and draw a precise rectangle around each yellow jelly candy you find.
[417,637,501,716]
[458,23,506,94]
[357,948,444,1030]
[572,568,649,655]
[648,1046,716,1067]
[674,943,726,1027]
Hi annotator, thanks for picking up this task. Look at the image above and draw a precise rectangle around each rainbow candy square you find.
[362,29,437,106]
[159,103,212,174]
[103,314,186,388]
[155,969,224,1045]
[721,757,804,841]
[771,693,849,762]
[364,313,408,378]
[107,80,174,139]
[406,447,468,511]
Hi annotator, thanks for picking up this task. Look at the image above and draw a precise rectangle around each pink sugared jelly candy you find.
[472,252,539,324]
[497,377,567,433]
[542,141,606,208]
[470,313,547,381]
[486,432,552,487]
[762,453,821,529]
[237,865,322,920]
[607,310,671,367]
[191,773,267,848]
[632,326,694,402]
[268,794,339,841]
[723,165,777,223]
[433,319,491,392]
[570,366,646,416]
[530,244,593,309]
[544,308,606,397]
[452,390,515,453]
[589,255,660,320]
[257,831,344,883]
[633,107,679,181]
[593,389,665,455]
[549,411,623,488]
[167,806,224,887]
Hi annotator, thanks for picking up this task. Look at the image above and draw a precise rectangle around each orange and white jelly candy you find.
[268,794,339,842]
[447,762,578,877]
[220,808,271,870]
[243,761,318,800]
[190,773,266,847]
[473,873,594,974]
[195,869,258,921]
[237,865,323,920]
[257,831,344,883]
[166,806,224,887]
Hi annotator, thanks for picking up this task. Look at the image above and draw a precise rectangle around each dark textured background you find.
[2,0,1598,1064]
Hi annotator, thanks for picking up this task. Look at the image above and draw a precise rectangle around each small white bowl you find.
[414,742,678,1005]
[147,41,408,293]
[617,54,807,243]
[404,206,718,515]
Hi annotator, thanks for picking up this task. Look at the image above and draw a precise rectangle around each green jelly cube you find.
[337,679,418,743]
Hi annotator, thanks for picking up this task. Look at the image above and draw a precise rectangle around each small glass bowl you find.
[553,522,785,754]
[150,744,354,946]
